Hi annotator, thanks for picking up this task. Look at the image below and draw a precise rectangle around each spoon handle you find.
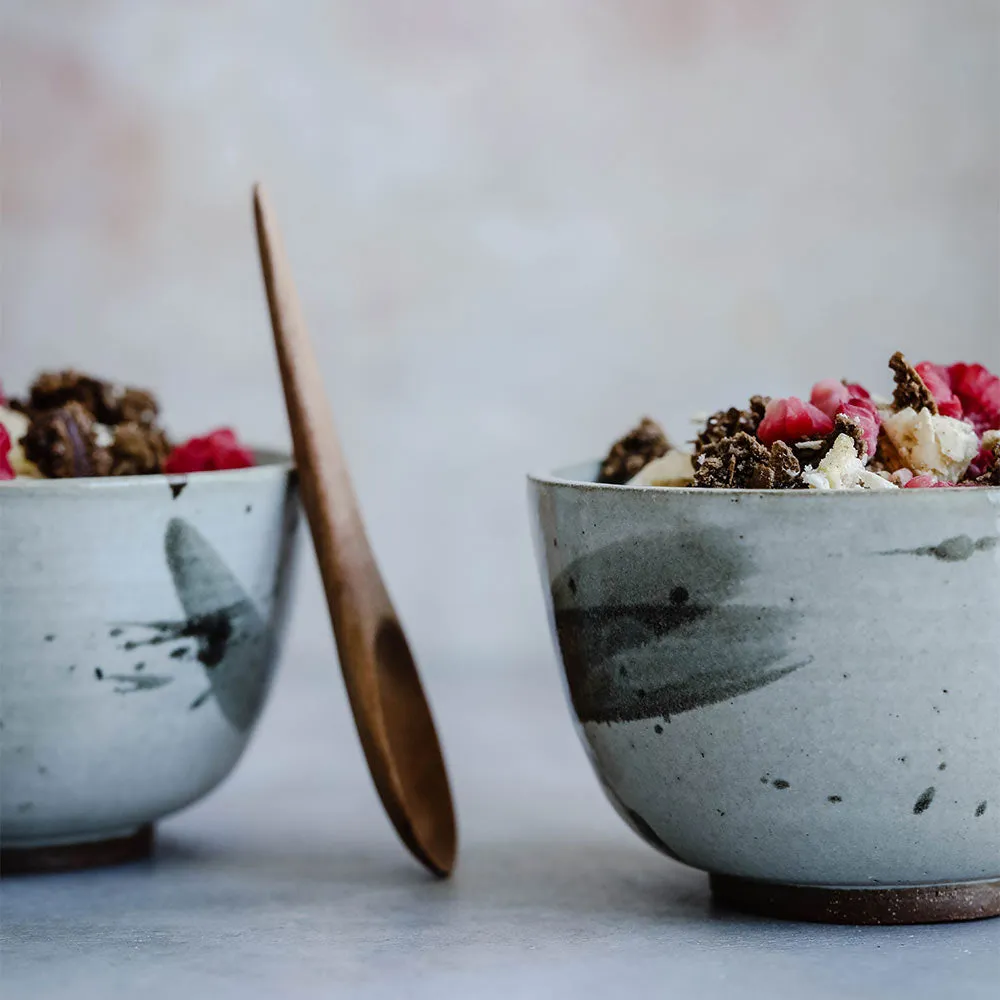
[254,183,457,876]
[254,190,372,580]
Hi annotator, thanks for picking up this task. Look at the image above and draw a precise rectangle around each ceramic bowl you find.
[529,462,1000,923]
[0,454,299,872]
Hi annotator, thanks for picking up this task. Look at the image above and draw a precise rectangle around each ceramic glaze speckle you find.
[529,464,1000,894]
[0,456,299,850]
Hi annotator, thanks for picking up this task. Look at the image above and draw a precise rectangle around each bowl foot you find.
[710,873,1000,924]
[1,824,154,876]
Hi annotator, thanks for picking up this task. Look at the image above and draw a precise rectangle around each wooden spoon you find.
[253,184,457,877]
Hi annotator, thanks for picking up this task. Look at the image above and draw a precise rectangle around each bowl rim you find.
[0,448,294,494]
[528,459,1000,498]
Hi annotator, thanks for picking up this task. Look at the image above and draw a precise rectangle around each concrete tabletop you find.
[3,564,998,1000]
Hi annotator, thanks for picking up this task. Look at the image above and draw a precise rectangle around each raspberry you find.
[904,475,952,489]
[163,428,254,474]
[757,397,833,447]
[0,425,14,480]
[966,443,995,480]
[914,362,963,419]
[947,363,1000,434]
[837,396,881,458]
[809,379,851,420]
[810,379,874,420]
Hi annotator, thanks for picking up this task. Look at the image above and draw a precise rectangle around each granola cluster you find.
[15,371,171,479]
[598,417,671,485]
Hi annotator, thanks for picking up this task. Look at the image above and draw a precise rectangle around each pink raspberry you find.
[809,379,851,420]
[966,442,995,480]
[904,475,952,489]
[163,428,255,474]
[914,362,963,419]
[810,379,874,420]
[946,363,1000,434]
[757,397,834,446]
[837,396,881,458]
[0,425,14,480]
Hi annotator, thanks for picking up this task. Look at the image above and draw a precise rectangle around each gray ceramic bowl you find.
[529,461,1000,923]
[0,454,299,872]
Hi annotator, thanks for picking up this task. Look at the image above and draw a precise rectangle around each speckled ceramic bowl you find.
[0,454,298,872]
[529,461,1000,924]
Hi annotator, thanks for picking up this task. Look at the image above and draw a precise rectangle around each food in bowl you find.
[529,353,999,924]
[0,369,255,481]
[597,352,999,490]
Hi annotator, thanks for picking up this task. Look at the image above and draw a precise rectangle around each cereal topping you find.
[889,351,937,414]
[598,417,671,484]
[21,402,112,479]
[0,368,255,481]
[693,433,801,489]
[594,350,999,491]
[693,396,768,454]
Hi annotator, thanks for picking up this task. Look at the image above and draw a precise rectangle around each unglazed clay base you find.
[1,824,154,876]
[710,874,1000,924]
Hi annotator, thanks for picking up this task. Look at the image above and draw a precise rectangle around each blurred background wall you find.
[3,0,998,673]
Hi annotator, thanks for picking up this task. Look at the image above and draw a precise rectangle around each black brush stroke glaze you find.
[879,534,998,562]
[169,480,188,499]
[119,611,233,668]
[164,518,271,731]
[107,674,173,694]
[112,518,279,732]
[551,528,807,724]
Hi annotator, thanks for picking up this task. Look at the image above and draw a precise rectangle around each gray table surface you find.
[3,567,998,1000]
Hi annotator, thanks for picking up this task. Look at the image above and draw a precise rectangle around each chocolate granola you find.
[14,369,170,477]
[108,423,172,476]
[889,351,937,415]
[870,425,905,474]
[693,433,800,489]
[974,441,1000,486]
[827,413,867,460]
[598,417,671,484]
[693,396,769,455]
[21,402,113,479]
[21,370,159,426]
